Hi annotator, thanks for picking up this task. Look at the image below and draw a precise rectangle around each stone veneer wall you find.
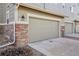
[4,24,15,42]
[0,24,14,46]
[15,24,29,47]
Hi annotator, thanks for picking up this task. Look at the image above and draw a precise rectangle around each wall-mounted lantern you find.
[20,15,26,21]
[19,13,29,24]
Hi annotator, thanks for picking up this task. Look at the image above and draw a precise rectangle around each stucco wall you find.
[6,3,16,23]
[0,3,6,23]
[27,3,44,8]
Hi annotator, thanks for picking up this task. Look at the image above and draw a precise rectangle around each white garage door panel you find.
[29,17,59,42]
[65,23,73,34]
[76,23,79,33]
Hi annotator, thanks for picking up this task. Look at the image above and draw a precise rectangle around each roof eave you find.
[18,3,68,18]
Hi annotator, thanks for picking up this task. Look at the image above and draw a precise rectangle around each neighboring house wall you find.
[45,3,79,34]
[0,3,6,23]
[6,3,16,23]
[45,3,64,14]
[27,3,44,8]
[0,3,16,24]
[28,3,79,22]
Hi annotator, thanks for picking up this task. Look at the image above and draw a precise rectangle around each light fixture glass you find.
[20,15,25,21]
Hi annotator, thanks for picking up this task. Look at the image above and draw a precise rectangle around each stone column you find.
[15,23,29,47]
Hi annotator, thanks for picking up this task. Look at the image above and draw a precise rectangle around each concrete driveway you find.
[29,38,79,56]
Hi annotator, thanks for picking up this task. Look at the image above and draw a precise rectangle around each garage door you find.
[65,23,73,34]
[76,22,79,33]
[28,17,59,42]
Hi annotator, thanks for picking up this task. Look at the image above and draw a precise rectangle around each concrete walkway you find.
[29,38,79,56]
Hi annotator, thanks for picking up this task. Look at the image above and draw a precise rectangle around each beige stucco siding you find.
[18,6,63,22]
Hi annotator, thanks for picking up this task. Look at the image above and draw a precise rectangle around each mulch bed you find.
[0,46,32,56]
[0,46,45,56]
[0,35,12,46]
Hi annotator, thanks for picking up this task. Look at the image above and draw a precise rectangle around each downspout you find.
[0,3,19,48]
